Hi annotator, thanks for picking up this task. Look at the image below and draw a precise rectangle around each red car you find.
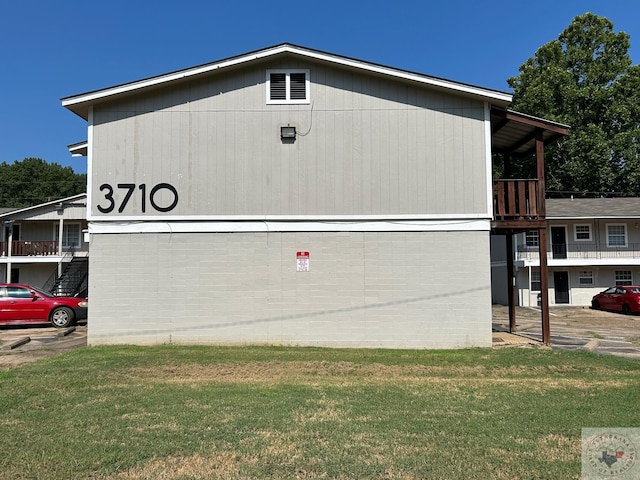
[591,286,640,314]
[0,283,88,328]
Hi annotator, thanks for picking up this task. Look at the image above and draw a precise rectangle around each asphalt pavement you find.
[492,305,640,359]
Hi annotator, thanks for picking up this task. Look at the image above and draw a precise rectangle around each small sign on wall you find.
[296,251,310,272]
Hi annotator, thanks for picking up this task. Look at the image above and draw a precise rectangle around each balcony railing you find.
[493,179,540,220]
[0,241,59,256]
[517,243,640,261]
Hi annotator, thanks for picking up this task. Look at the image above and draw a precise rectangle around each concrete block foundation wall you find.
[88,230,492,348]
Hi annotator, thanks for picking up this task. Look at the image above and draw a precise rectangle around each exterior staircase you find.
[46,257,89,297]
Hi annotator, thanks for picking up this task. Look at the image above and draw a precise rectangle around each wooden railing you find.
[493,179,540,220]
[0,241,58,256]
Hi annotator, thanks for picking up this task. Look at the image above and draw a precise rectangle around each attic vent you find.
[266,69,310,104]
[290,72,306,100]
[270,73,286,100]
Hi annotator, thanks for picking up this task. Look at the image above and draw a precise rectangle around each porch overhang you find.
[491,108,570,158]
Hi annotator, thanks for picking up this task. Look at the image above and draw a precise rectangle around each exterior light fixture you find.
[280,126,296,140]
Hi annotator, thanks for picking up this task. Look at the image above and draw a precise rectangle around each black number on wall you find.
[96,183,179,214]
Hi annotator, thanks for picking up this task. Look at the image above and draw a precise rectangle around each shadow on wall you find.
[90,284,491,340]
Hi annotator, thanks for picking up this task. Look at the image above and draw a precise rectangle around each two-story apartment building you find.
[62,44,566,348]
[505,197,640,307]
[1,194,89,296]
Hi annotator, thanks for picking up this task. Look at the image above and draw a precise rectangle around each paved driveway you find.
[0,323,87,368]
[493,305,640,359]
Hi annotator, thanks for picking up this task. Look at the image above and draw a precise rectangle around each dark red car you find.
[0,283,88,328]
[591,286,640,314]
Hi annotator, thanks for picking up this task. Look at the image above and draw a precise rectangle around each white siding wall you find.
[517,266,640,307]
[90,62,488,219]
[88,230,492,348]
[15,204,87,221]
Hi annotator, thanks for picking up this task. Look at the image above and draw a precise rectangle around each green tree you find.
[0,158,86,208]
[508,13,640,196]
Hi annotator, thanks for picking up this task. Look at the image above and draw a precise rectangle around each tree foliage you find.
[0,157,86,208]
[508,13,640,196]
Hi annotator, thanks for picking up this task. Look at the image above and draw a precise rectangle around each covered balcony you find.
[493,179,540,222]
[1,240,60,257]
[490,109,569,230]
[490,108,570,344]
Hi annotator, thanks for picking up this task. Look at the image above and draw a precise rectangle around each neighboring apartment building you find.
[61,43,565,348]
[0,194,89,296]
[508,197,640,307]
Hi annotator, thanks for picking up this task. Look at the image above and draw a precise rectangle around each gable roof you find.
[547,198,640,219]
[61,43,513,120]
[0,193,87,220]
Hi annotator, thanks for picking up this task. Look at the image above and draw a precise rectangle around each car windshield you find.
[629,288,640,294]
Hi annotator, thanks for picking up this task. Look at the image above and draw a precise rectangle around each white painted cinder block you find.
[87,231,492,348]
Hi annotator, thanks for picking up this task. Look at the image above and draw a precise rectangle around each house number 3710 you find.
[97,183,179,213]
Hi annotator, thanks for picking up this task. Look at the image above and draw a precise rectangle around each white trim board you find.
[87,213,493,222]
[88,219,491,234]
[522,258,640,267]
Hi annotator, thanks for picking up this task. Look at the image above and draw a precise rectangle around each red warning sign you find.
[296,252,310,272]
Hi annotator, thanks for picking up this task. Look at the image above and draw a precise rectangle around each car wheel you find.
[592,300,600,310]
[622,304,632,315]
[51,307,75,328]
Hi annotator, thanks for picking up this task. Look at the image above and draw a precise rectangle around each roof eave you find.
[0,193,87,219]
[61,43,512,119]
[68,141,88,157]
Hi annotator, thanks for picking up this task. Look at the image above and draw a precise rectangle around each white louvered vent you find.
[266,69,310,104]
[289,73,306,100]
[269,73,286,100]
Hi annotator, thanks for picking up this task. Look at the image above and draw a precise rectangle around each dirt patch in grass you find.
[125,361,633,391]
[110,451,257,480]
[0,349,70,369]
[536,434,580,462]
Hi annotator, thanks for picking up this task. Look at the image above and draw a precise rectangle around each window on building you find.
[607,224,627,247]
[55,223,81,250]
[579,270,593,286]
[525,230,539,248]
[266,70,310,104]
[615,270,632,286]
[574,224,592,241]
[531,269,541,291]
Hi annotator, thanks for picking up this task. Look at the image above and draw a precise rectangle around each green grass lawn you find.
[1,345,639,479]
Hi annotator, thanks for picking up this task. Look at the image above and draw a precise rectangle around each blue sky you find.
[2,0,639,175]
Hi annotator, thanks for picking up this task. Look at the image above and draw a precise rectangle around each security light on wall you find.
[280,126,296,140]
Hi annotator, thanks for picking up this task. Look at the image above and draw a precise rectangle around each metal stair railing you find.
[52,257,88,297]
[43,251,74,293]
